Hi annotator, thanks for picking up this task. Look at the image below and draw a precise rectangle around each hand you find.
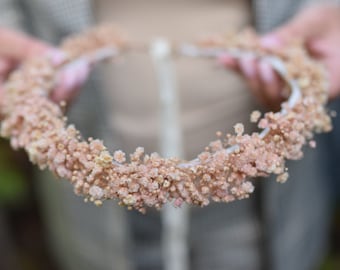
[0,28,91,106]
[219,4,340,109]
[0,28,47,107]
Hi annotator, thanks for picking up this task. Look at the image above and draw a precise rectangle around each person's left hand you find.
[219,4,340,110]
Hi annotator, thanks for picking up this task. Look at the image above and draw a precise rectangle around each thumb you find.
[0,28,51,60]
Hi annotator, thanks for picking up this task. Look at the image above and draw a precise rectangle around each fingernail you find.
[239,56,256,78]
[46,49,67,65]
[73,67,89,86]
[60,60,90,90]
[69,60,89,83]
[260,36,282,49]
[217,54,235,66]
[57,72,75,91]
[259,61,275,83]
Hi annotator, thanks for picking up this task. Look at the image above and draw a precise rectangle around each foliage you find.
[0,139,28,205]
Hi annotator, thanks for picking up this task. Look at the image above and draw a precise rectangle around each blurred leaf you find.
[0,170,27,204]
[0,139,28,205]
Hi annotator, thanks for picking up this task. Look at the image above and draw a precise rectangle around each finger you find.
[0,58,17,79]
[239,56,262,93]
[324,56,340,100]
[51,85,81,104]
[258,60,283,103]
[217,53,239,70]
[51,59,91,103]
[306,34,340,58]
[46,49,68,66]
[307,37,340,99]
[51,70,80,103]
[0,58,13,73]
[239,56,273,107]
[328,74,340,100]
[239,56,258,84]
[260,5,334,50]
[0,28,51,60]
[219,54,269,107]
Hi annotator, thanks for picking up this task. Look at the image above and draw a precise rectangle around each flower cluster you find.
[0,26,332,213]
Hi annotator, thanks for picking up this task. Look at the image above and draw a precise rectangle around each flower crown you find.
[0,26,332,213]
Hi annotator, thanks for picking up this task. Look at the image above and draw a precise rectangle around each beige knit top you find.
[94,0,256,159]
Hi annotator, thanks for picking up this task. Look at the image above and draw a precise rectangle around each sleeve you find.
[305,0,340,6]
[254,0,340,32]
[0,0,25,30]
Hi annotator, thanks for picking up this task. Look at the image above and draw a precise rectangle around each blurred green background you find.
[0,138,58,270]
[0,139,28,205]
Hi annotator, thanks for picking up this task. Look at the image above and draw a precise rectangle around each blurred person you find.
[0,1,338,270]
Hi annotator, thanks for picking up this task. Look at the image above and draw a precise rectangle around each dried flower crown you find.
[0,26,332,213]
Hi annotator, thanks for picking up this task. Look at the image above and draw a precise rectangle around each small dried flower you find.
[250,110,261,123]
[113,150,126,163]
[234,123,244,136]
[276,172,289,183]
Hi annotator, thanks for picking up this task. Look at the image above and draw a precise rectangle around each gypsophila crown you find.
[0,26,332,213]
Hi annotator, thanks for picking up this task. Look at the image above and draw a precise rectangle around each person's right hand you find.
[0,28,91,109]
[0,28,48,107]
